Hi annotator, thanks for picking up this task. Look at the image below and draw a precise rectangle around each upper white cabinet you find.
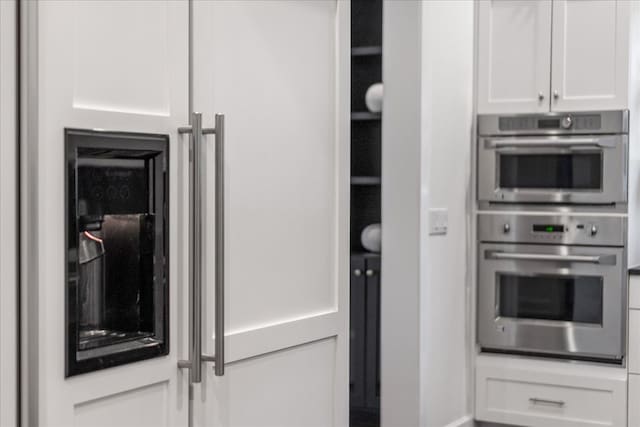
[477,0,631,114]
[551,0,630,111]
[477,1,552,114]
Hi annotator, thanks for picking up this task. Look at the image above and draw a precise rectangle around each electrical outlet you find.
[429,208,448,236]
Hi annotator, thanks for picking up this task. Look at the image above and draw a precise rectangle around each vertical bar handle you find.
[178,112,204,383]
[178,113,225,381]
[213,114,225,376]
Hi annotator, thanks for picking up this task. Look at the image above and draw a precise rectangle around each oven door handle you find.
[486,251,616,265]
[485,138,615,149]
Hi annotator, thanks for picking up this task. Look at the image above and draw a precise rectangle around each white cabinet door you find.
[477,0,552,114]
[630,375,640,427]
[21,1,189,425]
[0,1,17,426]
[191,1,349,426]
[551,0,630,112]
[476,355,628,427]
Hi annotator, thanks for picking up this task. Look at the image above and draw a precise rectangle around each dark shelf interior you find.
[350,1,382,425]
[352,0,383,48]
[351,186,381,253]
[351,120,381,177]
[352,55,382,112]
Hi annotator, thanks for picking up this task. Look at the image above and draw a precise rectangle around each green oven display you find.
[533,224,565,233]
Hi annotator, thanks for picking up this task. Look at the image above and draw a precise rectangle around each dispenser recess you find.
[65,129,169,377]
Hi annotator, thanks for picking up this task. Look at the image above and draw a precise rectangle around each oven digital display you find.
[537,119,560,129]
[533,224,565,233]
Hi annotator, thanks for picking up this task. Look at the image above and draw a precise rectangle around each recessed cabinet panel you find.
[551,0,630,111]
[72,1,171,115]
[477,0,552,114]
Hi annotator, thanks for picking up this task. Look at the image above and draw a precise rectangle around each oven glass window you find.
[499,153,602,190]
[498,274,603,324]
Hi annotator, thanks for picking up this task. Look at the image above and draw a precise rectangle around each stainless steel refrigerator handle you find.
[177,112,224,382]
[213,113,225,377]
[485,138,614,149]
[177,112,205,383]
[486,251,616,265]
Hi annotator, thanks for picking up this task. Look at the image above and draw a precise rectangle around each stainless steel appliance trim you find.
[485,251,615,265]
[477,212,626,247]
[477,110,629,136]
[477,202,629,214]
[485,137,615,149]
[213,113,225,377]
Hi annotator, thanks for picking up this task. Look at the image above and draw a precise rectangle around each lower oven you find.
[477,213,627,362]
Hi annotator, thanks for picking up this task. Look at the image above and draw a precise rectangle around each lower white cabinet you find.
[476,354,627,427]
[629,310,640,373]
[630,276,640,309]
[629,375,640,427]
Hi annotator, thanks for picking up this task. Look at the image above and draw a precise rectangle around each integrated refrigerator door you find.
[189,2,350,426]
[0,1,17,425]
[22,2,189,425]
[65,129,169,376]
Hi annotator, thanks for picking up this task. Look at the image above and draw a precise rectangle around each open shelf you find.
[351,176,381,186]
[351,112,381,121]
[350,251,381,259]
[352,46,382,56]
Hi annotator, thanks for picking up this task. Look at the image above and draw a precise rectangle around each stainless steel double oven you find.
[477,110,629,363]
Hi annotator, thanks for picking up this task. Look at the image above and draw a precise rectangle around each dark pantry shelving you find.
[350,1,382,427]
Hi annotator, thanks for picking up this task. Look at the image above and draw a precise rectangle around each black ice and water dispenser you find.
[65,129,169,376]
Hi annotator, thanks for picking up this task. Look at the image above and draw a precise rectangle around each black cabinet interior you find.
[350,1,382,426]
[65,129,169,377]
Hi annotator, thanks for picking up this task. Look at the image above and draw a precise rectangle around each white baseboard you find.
[443,415,474,427]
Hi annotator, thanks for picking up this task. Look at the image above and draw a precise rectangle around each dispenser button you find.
[590,225,598,236]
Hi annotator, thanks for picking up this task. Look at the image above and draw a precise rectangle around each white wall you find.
[627,0,640,268]
[381,1,423,426]
[419,2,475,426]
[382,1,475,426]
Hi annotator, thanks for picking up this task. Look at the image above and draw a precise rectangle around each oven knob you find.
[590,225,598,236]
[561,115,574,129]
[503,223,511,233]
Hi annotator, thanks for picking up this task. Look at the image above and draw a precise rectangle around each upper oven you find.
[477,111,629,206]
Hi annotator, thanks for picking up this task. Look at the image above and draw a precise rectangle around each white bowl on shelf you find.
[365,83,383,113]
[361,223,381,253]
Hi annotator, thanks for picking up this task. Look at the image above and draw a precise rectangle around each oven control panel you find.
[479,213,625,247]
[477,110,628,136]
[497,114,601,132]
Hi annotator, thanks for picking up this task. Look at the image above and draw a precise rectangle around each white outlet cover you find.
[428,208,448,236]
